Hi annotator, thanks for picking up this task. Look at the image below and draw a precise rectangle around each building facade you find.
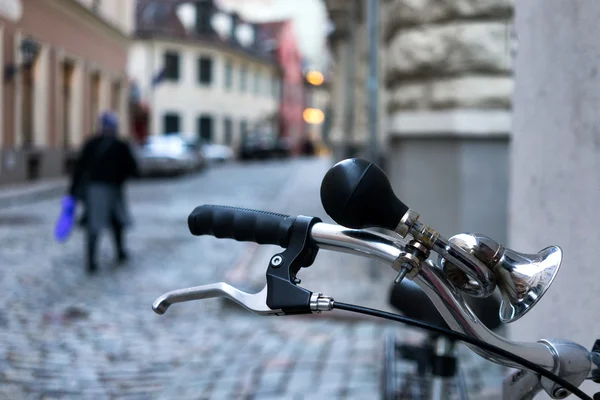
[129,0,282,151]
[258,20,305,154]
[325,0,514,243]
[0,0,134,185]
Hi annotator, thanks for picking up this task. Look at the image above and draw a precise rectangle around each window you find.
[197,115,213,142]
[223,117,233,145]
[164,113,180,134]
[253,69,260,94]
[224,58,233,90]
[196,2,212,33]
[197,56,213,85]
[240,64,248,92]
[164,51,180,81]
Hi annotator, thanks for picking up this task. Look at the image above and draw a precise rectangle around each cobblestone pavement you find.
[0,158,504,399]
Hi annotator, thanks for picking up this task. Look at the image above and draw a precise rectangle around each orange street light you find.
[303,108,325,124]
[306,70,324,86]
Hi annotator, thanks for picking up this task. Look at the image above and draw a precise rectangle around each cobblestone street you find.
[0,158,503,399]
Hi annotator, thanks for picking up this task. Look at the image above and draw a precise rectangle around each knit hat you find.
[99,111,119,134]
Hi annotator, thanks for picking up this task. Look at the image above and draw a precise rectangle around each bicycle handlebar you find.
[309,223,558,369]
[188,205,296,248]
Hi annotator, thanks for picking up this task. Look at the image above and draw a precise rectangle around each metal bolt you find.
[271,255,283,268]
[394,266,409,285]
[553,388,569,399]
[293,278,301,285]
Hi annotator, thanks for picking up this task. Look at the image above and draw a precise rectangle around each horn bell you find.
[496,245,562,323]
[440,233,562,324]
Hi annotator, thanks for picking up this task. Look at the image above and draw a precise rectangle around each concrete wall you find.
[388,137,508,243]
[509,0,600,382]
[129,39,280,150]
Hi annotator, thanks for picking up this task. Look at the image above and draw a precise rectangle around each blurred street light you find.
[303,108,325,124]
[306,70,324,86]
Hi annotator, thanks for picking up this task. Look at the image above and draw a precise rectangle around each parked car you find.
[240,131,291,160]
[201,143,234,163]
[135,134,205,176]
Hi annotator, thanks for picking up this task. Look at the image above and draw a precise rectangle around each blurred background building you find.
[129,0,283,152]
[0,0,134,184]
[218,0,330,154]
[325,0,514,243]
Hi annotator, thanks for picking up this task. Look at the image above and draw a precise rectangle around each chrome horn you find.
[439,233,562,323]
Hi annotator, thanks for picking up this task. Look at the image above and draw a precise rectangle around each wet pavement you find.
[0,158,503,399]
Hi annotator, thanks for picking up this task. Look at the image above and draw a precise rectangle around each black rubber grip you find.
[188,205,296,248]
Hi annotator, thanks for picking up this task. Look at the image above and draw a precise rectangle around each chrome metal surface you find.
[309,293,334,312]
[310,224,556,369]
[496,246,562,323]
[308,223,594,393]
[393,253,421,282]
[395,209,419,238]
[310,292,322,312]
[153,284,278,315]
[310,223,403,265]
[503,370,543,400]
[408,240,430,257]
[271,255,283,267]
[414,262,554,369]
[409,220,440,249]
[443,233,503,266]
[433,236,497,298]
[394,268,408,284]
[441,233,562,323]
[539,339,591,398]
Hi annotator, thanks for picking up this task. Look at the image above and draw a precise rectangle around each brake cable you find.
[333,302,592,400]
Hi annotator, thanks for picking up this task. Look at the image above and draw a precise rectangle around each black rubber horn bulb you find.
[320,158,409,230]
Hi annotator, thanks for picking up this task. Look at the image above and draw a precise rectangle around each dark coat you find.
[69,134,139,233]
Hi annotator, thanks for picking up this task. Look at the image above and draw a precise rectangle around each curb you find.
[0,180,68,210]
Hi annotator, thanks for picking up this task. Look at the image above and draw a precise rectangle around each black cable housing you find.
[333,301,592,400]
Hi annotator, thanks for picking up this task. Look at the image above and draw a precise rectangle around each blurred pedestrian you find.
[68,111,139,274]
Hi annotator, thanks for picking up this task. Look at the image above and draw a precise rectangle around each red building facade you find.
[259,20,305,154]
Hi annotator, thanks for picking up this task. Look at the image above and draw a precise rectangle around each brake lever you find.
[152,215,334,316]
[153,283,276,315]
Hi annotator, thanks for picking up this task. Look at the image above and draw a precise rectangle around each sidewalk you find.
[0,178,68,210]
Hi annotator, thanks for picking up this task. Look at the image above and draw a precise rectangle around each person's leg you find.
[111,218,127,263]
[86,229,99,274]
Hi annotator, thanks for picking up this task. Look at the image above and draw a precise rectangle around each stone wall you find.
[384,0,514,132]
[509,3,600,392]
